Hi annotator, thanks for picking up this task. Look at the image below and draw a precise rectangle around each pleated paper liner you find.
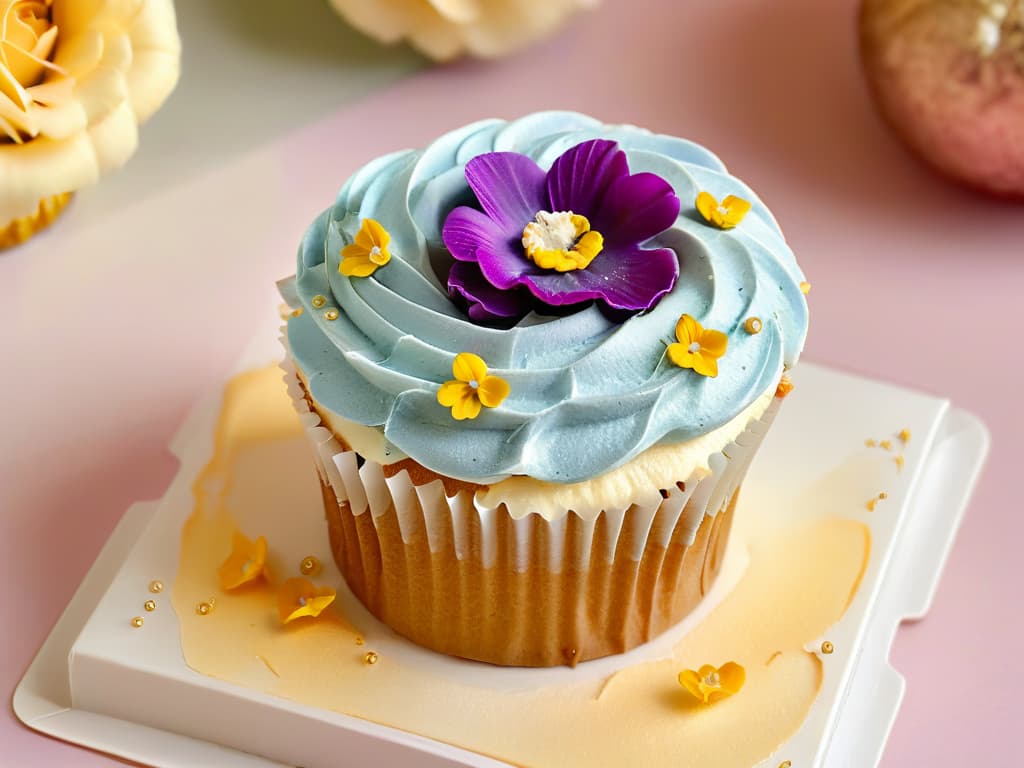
[0,193,72,250]
[284,358,781,667]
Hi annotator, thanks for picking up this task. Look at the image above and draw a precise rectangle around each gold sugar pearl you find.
[743,316,763,334]
[899,428,912,443]
[821,641,834,655]
[324,309,339,321]
[879,440,892,451]
[311,294,327,309]
[799,281,811,295]
[149,580,163,594]
[290,307,304,318]
[130,616,144,628]
[196,602,213,616]
[355,636,365,646]
[144,600,157,612]
[879,492,888,500]
[300,555,322,577]
[779,762,792,768]
[363,651,379,665]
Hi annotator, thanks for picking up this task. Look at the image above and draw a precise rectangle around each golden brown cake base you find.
[321,478,737,667]
[1,193,72,249]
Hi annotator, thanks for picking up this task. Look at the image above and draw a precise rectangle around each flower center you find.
[368,245,387,265]
[703,671,721,687]
[521,211,604,273]
[298,596,308,607]
[688,341,702,354]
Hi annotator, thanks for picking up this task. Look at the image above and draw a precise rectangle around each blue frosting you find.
[282,112,808,484]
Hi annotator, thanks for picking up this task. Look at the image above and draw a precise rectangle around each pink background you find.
[3,0,1022,765]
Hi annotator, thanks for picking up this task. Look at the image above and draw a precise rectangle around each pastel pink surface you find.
[2,1,1020,766]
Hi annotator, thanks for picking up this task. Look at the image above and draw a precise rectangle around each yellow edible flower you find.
[677,662,746,704]
[667,314,728,378]
[277,577,336,624]
[695,191,751,229]
[340,219,391,277]
[437,352,510,421]
[218,532,267,591]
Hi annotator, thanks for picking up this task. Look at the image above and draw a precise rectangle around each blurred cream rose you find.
[0,0,180,234]
[327,0,598,60]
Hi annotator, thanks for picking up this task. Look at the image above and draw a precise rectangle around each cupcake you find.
[0,0,180,248]
[326,0,597,60]
[279,112,809,667]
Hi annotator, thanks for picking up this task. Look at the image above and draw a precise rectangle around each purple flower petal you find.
[595,172,681,246]
[546,139,628,217]
[464,152,547,233]
[448,261,530,322]
[442,206,507,263]
[523,244,679,311]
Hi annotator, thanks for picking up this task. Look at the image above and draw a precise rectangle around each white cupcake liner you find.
[281,351,781,665]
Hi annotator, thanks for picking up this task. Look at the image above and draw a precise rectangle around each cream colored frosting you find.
[480,385,777,519]
[300,352,776,520]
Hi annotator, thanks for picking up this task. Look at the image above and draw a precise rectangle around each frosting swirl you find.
[282,112,808,484]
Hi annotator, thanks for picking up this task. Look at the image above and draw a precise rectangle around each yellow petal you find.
[699,329,729,359]
[278,577,336,624]
[450,391,482,420]
[690,352,719,378]
[666,342,695,370]
[695,191,718,224]
[341,242,368,260]
[677,314,704,345]
[677,669,704,700]
[361,218,390,249]
[437,380,471,407]
[721,195,752,227]
[339,254,379,277]
[218,532,267,591]
[452,352,488,384]
[717,661,746,695]
[476,375,510,408]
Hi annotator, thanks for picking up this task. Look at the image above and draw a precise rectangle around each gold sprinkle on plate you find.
[144,600,156,612]
[821,640,834,654]
[311,294,327,308]
[363,651,379,665]
[149,580,163,594]
[130,616,144,628]
[324,309,339,321]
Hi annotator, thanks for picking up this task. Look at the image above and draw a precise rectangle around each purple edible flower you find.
[442,139,681,322]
